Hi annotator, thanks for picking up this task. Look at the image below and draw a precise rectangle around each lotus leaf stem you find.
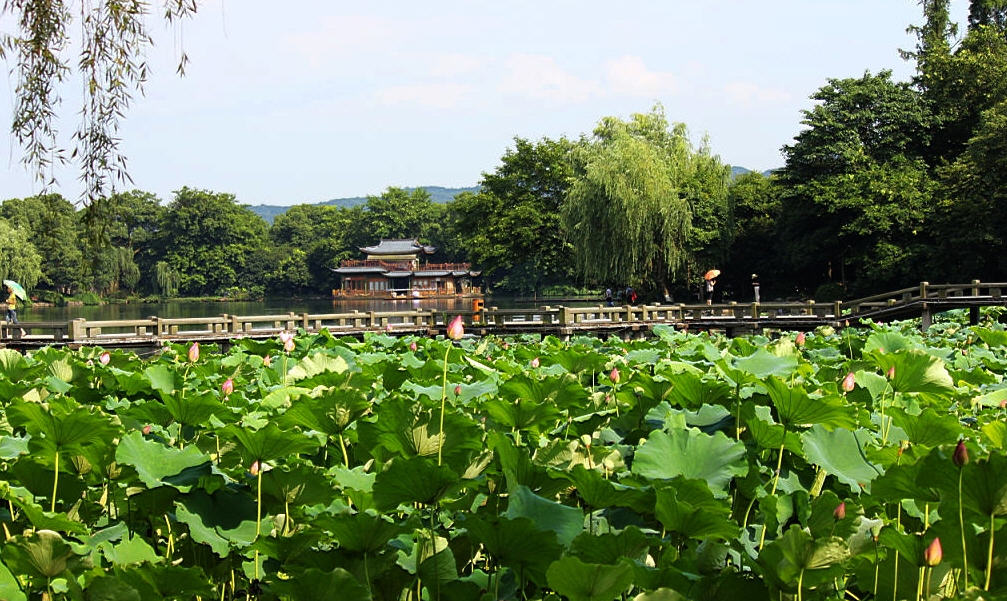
[985,512,995,591]
[959,468,969,591]
[255,464,262,581]
[438,344,450,466]
[51,450,59,512]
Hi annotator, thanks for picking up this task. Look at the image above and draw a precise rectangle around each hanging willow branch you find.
[0,0,198,206]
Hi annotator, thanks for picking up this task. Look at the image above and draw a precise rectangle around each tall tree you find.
[775,72,933,295]
[0,194,85,293]
[0,219,43,291]
[156,187,269,295]
[724,172,781,300]
[450,136,577,294]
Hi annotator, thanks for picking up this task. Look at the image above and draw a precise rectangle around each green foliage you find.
[0,219,43,291]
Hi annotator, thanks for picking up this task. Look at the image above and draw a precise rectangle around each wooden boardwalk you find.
[1,281,1004,350]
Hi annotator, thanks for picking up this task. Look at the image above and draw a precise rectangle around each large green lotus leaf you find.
[550,348,609,376]
[483,397,562,434]
[762,377,857,430]
[143,364,178,397]
[261,463,331,506]
[463,515,563,584]
[268,568,371,601]
[877,527,927,568]
[489,432,569,498]
[632,428,747,497]
[0,434,30,460]
[315,511,400,553]
[758,525,848,589]
[733,349,798,379]
[395,534,458,585]
[654,478,740,541]
[983,421,1007,451]
[7,397,116,456]
[100,534,161,566]
[163,390,226,427]
[2,529,74,579]
[223,422,321,463]
[869,458,944,505]
[888,408,962,448]
[645,402,732,434]
[278,388,369,435]
[174,489,259,557]
[855,371,890,403]
[974,328,1007,348]
[871,350,954,396]
[0,348,35,380]
[107,564,216,599]
[740,403,804,454]
[2,485,88,534]
[287,353,350,383]
[565,465,653,513]
[801,425,883,494]
[0,553,27,601]
[115,431,212,491]
[570,526,651,565]
[504,484,584,547]
[972,386,1007,409]
[631,587,688,601]
[372,456,460,511]
[662,372,732,409]
[545,556,635,601]
[964,453,1007,517]
[81,575,144,601]
[260,385,312,409]
[864,331,917,354]
[499,373,588,409]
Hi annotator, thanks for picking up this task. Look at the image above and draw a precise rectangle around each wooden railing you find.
[2,281,1005,345]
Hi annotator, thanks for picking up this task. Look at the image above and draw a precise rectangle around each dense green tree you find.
[0,219,43,291]
[563,106,729,298]
[269,204,353,292]
[85,190,164,294]
[156,187,269,295]
[723,172,781,300]
[775,72,933,295]
[0,194,86,293]
[450,137,576,294]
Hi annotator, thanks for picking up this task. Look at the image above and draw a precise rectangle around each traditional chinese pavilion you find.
[332,239,481,298]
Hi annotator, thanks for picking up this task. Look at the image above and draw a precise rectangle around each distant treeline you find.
[3,2,1006,303]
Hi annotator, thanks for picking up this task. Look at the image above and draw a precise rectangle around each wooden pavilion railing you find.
[1,281,1004,346]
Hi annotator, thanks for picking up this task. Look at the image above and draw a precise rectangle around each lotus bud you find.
[446,315,465,340]
[610,367,620,384]
[409,341,417,352]
[886,365,895,379]
[188,342,200,363]
[530,357,540,368]
[263,355,272,367]
[795,332,806,347]
[833,502,846,520]
[221,378,234,397]
[142,424,152,435]
[385,323,393,332]
[841,372,856,393]
[454,385,462,396]
[1000,398,1007,409]
[284,338,295,353]
[953,439,969,468]
[250,460,261,476]
[99,351,110,366]
[924,537,942,566]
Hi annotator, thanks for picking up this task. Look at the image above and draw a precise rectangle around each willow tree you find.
[562,106,729,297]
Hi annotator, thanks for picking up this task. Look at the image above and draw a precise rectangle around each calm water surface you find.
[25,297,597,322]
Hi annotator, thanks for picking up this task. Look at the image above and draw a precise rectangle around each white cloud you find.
[723,82,793,105]
[603,56,677,97]
[284,15,408,65]
[497,54,601,103]
[374,82,475,109]
[425,53,486,78]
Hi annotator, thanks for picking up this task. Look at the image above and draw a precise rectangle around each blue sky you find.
[2,1,968,206]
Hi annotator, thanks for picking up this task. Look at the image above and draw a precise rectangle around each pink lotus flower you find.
[263,355,272,367]
[99,351,110,366]
[795,332,806,347]
[834,502,846,520]
[886,365,895,379]
[409,341,418,352]
[924,537,942,566]
[530,357,540,368]
[142,424,152,435]
[446,315,464,340]
[841,372,856,393]
[454,385,462,396]
[610,367,620,384]
[279,331,295,353]
[250,460,261,476]
[221,378,234,397]
[385,323,394,332]
[953,439,969,467]
[188,342,200,363]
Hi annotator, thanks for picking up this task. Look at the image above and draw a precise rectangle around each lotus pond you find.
[0,316,1006,600]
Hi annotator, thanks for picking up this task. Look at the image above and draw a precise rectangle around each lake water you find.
[24,296,599,322]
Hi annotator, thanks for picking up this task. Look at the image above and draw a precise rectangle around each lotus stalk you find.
[985,512,995,591]
[440,316,464,466]
[51,450,59,512]
[954,439,970,591]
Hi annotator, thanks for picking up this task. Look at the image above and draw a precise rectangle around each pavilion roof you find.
[360,239,436,256]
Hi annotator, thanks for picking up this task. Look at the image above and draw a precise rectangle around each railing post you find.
[558,306,570,326]
[751,303,760,319]
[919,281,929,299]
[833,301,842,319]
[972,279,981,296]
[301,313,310,331]
[69,318,86,341]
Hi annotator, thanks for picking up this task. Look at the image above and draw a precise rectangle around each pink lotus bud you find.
[886,365,895,379]
[610,367,620,384]
[221,378,234,397]
[142,424,152,435]
[530,357,540,368]
[1000,398,1007,409]
[454,385,462,396]
[446,315,465,340]
[833,502,846,520]
[250,460,261,476]
[188,342,200,363]
[284,338,295,353]
[953,439,969,467]
[841,372,855,393]
[795,332,806,347]
[409,341,417,352]
[263,355,272,367]
[385,323,393,332]
[502,342,509,350]
[924,537,942,566]
[279,331,295,353]
[99,351,110,366]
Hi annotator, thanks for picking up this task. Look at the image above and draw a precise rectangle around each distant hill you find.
[247,185,480,223]
[730,165,778,179]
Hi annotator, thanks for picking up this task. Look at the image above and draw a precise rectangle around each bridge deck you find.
[1,281,1003,349]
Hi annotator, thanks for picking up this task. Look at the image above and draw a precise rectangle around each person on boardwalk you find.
[625,286,637,305]
[5,285,18,324]
[605,288,613,306]
[704,277,716,305]
[751,273,761,304]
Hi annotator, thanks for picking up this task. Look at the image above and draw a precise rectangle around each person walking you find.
[605,287,613,306]
[5,285,18,324]
[705,277,716,305]
[751,273,761,304]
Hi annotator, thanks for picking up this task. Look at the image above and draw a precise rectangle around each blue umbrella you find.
[3,280,27,300]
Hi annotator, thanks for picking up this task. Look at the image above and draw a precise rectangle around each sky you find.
[1,1,970,207]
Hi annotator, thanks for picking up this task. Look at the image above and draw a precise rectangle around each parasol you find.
[704,269,721,281]
[3,280,26,300]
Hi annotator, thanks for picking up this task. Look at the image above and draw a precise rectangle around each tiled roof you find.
[333,266,387,274]
[360,239,436,255]
[413,270,450,277]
